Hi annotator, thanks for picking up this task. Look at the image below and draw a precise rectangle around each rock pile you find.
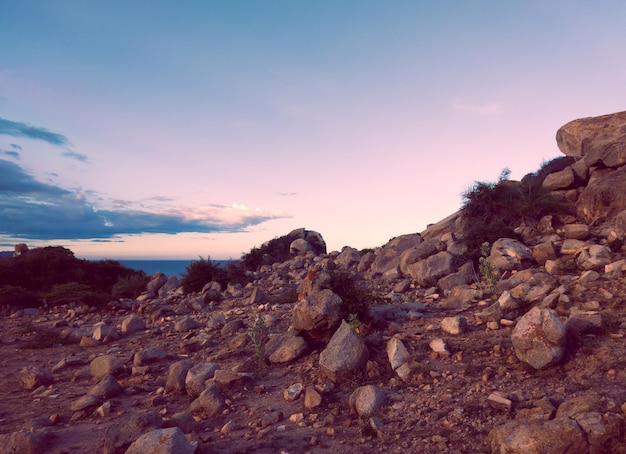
[1,111,626,453]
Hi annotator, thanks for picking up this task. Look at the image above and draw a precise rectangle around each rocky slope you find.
[1,110,626,453]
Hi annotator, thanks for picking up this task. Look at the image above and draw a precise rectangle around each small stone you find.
[429,338,449,354]
[441,316,467,335]
[19,366,54,391]
[284,383,304,402]
[487,392,512,412]
[486,321,499,330]
[304,386,322,410]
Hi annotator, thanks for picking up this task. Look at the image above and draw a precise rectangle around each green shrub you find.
[43,282,109,307]
[0,285,41,309]
[181,257,220,294]
[461,167,568,263]
[241,232,300,270]
[112,272,149,299]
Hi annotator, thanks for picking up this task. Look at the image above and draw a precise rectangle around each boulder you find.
[121,315,146,334]
[577,165,626,223]
[165,360,194,395]
[488,238,534,272]
[146,272,168,295]
[265,334,309,363]
[370,233,424,275]
[125,427,195,454]
[319,320,369,382]
[542,166,575,190]
[398,238,447,274]
[90,355,124,380]
[511,307,566,369]
[19,366,53,390]
[291,289,343,337]
[185,363,220,398]
[556,110,626,160]
[405,251,456,287]
[348,385,387,418]
[189,385,225,419]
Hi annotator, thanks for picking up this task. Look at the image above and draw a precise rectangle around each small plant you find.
[248,314,269,363]
[347,313,362,334]
[478,242,499,293]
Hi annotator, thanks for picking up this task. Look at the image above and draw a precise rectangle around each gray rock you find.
[89,374,123,398]
[125,427,195,454]
[185,363,220,398]
[576,244,612,271]
[174,316,199,332]
[19,366,53,390]
[335,246,362,269]
[0,430,56,454]
[146,272,168,295]
[189,385,225,419]
[371,233,424,275]
[348,385,387,418]
[406,251,456,287]
[265,334,309,363]
[399,238,447,274]
[488,417,587,454]
[133,347,168,366]
[165,360,194,395]
[102,411,163,454]
[121,315,146,334]
[91,354,125,380]
[319,320,369,382]
[441,316,467,335]
[511,307,566,369]
[291,289,343,337]
[487,238,534,272]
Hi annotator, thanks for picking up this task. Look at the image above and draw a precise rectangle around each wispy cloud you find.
[62,150,89,162]
[10,143,22,150]
[1,150,20,159]
[452,100,504,114]
[0,117,71,146]
[278,192,297,197]
[0,160,291,241]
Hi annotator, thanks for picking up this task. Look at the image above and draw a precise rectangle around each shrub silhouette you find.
[180,257,250,294]
[461,164,568,263]
[0,246,145,309]
[241,231,300,270]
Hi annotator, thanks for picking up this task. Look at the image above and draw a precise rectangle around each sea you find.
[117,259,232,278]
[118,260,193,277]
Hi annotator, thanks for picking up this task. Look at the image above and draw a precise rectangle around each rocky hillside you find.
[2,111,626,453]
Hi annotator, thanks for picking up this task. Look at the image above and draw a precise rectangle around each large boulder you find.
[288,228,327,255]
[488,238,534,272]
[511,307,566,369]
[370,233,424,275]
[556,110,626,162]
[319,320,369,382]
[405,251,456,287]
[291,289,343,338]
[577,165,626,223]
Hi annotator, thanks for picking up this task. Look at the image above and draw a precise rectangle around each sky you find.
[1,1,625,260]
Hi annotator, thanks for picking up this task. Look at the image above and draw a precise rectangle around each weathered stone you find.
[291,289,343,337]
[441,316,467,335]
[319,320,369,382]
[304,386,322,410]
[284,383,303,402]
[0,430,56,454]
[133,347,168,366]
[577,244,612,271]
[19,366,53,390]
[335,246,362,269]
[89,374,122,398]
[125,427,195,454]
[429,338,449,355]
[102,411,163,454]
[386,336,411,371]
[165,360,194,395]
[556,110,626,159]
[174,316,199,332]
[532,240,557,265]
[146,272,168,295]
[158,276,179,297]
[511,307,566,369]
[220,319,244,336]
[348,385,387,418]
[212,370,252,391]
[563,223,590,240]
[249,287,265,304]
[578,166,626,223]
[185,362,220,398]
[91,354,124,380]
[487,238,534,272]
[189,385,225,419]
[93,323,119,342]
[489,417,587,454]
[399,238,447,274]
[370,233,424,275]
[542,166,575,190]
[406,251,456,287]
[265,334,309,363]
[121,315,146,334]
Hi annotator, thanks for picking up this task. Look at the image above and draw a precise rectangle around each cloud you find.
[10,144,22,150]
[0,117,71,146]
[1,150,20,159]
[62,150,89,162]
[278,192,297,197]
[0,160,291,241]
[452,100,504,114]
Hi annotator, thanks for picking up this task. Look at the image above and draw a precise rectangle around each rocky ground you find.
[4,110,626,453]
[1,228,626,453]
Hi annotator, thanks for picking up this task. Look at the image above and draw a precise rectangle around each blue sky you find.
[1,1,625,259]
